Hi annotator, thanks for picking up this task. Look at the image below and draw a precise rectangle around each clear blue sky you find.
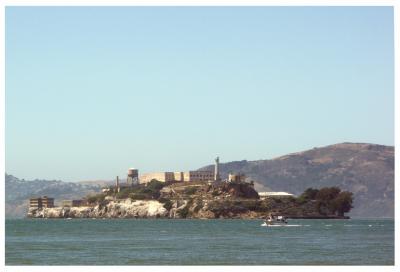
[5,7,394,182]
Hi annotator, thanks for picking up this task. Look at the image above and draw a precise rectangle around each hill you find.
[6,142,394,218]
[5,174,104,218]
[199,143,394,218]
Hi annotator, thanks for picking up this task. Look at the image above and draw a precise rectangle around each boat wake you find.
[261,223,306,227]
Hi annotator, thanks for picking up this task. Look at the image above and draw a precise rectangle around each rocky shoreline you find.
[27,198,349,219]
[28,200,169,219]
[27,180,353,219]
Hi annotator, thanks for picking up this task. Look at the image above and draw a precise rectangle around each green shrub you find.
[163,200,173,211]
[258,200,273,211]
[159,198,173,211]
[87,194,105,204]
[135,179,165,199]
[147,179,165,191]
[177,206,190,218]
[130,193,147,200]
[184,186,198,195]
[295,196,307,205]
[116,189,130,199]
[241,200,259,210]
[139,188,153,194]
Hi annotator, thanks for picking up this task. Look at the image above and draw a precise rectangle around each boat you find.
[261,215,288,226]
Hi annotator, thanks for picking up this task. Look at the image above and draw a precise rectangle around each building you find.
[29,196,55,209]
[228,173,246,183]
[61,199,85,207]
[258,192,295,199]
[174,171,184,182]
[29,198,41,208]
[183,171,214,182]
[139,170,215,184]
[133,157,221,184]
[139,172,175,184]
[41,196,54,208]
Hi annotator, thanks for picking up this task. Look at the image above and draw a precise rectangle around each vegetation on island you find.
[81,179,353,219]
[86,179,166,202]
[297,187,353,216]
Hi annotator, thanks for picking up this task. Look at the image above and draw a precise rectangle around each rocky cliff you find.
[28,199,169,218]
[27,198,348,219]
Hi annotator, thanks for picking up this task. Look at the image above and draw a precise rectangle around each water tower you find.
[127,168,139,186]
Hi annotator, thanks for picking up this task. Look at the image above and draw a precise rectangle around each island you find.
[27,179,353,219]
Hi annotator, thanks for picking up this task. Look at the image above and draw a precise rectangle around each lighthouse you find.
[214,157,221,182]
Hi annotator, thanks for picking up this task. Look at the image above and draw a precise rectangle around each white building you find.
[258,192,295,199]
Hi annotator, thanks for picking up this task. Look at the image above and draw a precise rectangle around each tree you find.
[301,188,320,200]
[316,187,341,201]
[139,179,165,199]
[333,191,353,216]
[147,179,164,192]
[316,187,341,214]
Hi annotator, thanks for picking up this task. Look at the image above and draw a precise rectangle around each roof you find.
[258,192,294,196]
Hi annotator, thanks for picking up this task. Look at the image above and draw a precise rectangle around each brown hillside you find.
[199,143,394,218]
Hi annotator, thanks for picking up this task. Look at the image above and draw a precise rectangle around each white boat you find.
[262,215,288,226]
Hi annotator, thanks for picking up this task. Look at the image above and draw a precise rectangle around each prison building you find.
[29,196,55,209]
[174,172,184,182]
[62,199,85,207]
[29,198,42,208]
[139,170,214,184]
[139,172,175,184]
[183,171,214,182]
[41,196,54,208]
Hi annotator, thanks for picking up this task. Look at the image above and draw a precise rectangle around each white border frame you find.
[1,1,398,272]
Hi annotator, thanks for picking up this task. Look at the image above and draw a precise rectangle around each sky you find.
[5,7,394,182]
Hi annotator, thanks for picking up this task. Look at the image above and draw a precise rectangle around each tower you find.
[214,156,221,182]
[115,176,120,193]
[127,168,139,186]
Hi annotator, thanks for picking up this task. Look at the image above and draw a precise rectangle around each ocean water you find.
[5,218,394,265]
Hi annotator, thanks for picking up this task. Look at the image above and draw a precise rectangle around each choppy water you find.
[5,218,394,265]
